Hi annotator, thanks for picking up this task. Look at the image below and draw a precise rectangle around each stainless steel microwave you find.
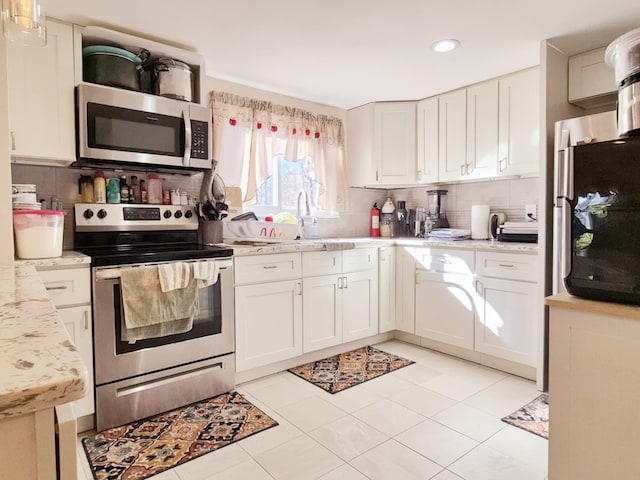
[74,83,212,173]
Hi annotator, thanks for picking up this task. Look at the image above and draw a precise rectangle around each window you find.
[256,154,321,212]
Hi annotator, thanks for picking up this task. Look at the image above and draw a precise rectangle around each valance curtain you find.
[210,91,347,213]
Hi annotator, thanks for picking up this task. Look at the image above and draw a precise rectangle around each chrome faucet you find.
[296,190,310,238]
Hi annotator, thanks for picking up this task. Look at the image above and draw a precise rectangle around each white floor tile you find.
[248,375,319,410]
[390,384,458,418]
[415,348,469,373]
[431,470,465,480]
[318,464,370,480]
[237,416,304,457]
[150,469,182,479]
[309,415,388,461]
[201,458,274,480]
[421,363,507,401]
[276,395,347,432]
[254,435,343,480]
[395,419,479,467]
[483,425,548,471]
[463,375,540,418]
[432,402,505,442]
[350,439,443,480]
[359,372,415,398]
[322,382,385,413]
[173,444,251,480]
[390,362,444,384]
[352,398,426,436]
[448,444,546,480]
[237,372,291,396]
[373,340,432,361]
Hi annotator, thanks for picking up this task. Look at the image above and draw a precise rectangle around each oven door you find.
[76,82,212,171]
[92,257,234,386]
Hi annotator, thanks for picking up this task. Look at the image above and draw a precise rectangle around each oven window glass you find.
[87,102,183,157]
[114,282,222,354]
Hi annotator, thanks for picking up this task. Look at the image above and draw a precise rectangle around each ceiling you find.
[48,0,640,109]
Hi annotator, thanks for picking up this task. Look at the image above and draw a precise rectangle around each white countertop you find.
[0,263,88,419]
[14,250,91,268]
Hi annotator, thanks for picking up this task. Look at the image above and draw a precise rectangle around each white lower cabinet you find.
[302,274,342,352]
[235,279,303,371]
[395,246,416,334]
[378,246,396,333]
[474,251,538,367]
[342,268,378,343]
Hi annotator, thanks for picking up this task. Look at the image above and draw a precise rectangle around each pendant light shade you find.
[1,0,46,46]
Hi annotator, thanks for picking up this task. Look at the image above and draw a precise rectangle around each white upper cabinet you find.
[416,97,439,184]
[7,19,76,166]
[437,89,467,183]
[465,80,499,179]
[568,47,617,109]
[347,102,416,187]
[497,67,540,177]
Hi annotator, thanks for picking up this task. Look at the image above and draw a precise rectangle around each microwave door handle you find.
[183,110,192,167]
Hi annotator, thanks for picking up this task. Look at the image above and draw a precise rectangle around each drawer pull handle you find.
[498,264,515,268]
[343,276,348,289]
[83,310,89,330]
[438,259,451,264]
[263,265,278,270]
[46,285,69,291]
[10,131,16,151]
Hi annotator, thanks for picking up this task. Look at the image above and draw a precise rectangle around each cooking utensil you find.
[212,172,226,204]
[82,45,150,92]
[201,201,219,221]
[153,58,193,102]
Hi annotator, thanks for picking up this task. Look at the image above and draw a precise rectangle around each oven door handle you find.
[95,258,233,280]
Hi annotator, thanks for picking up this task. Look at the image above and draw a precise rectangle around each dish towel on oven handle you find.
[192,259,220,288]
[157,262,191,292]
[120,265,199,342]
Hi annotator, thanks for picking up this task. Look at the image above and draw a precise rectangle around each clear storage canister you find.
[147,175,162,204]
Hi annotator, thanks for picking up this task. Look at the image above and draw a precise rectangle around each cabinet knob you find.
[499,157,507,172]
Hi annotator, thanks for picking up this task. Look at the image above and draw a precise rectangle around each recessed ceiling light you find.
[432,39,460,53]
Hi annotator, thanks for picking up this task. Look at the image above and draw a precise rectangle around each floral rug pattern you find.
[501,393,549,439]
[82,391,278,480]
[288,345,415,394]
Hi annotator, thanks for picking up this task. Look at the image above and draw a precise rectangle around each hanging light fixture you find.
[1,0,46,46]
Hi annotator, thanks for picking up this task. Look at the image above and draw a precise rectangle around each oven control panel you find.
[75,203,199,231]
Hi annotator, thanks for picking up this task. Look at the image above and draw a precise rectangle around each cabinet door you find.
[6,19,75,165]
[347,103,376,187]
[303,274,342,353]
[378,247,396,333]
[415,271,475,349]
[373,103,416,185]
[342,269,379,343]
[416,97,439,184]
[438,89,467,182]
[498,68,540,176]
[59,305,94,417]
[235,280,303,371]
[568,47,617,108]
[466,80,499,179]
[395,246,416,334]
[475,277,537,366]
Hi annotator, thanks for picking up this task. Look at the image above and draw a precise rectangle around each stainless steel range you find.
[74,203,235,431]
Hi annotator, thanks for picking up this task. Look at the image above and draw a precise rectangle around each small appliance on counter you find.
[426,189,449,229]
[497,221,538,243]
[489,212,507,239]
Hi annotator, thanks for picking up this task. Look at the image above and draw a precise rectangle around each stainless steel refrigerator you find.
[553,110,640,305]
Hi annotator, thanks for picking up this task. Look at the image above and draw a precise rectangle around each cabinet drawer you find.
[37,267,90,307]
[234,253,302,285]
[476,251,538,282]
[415,248,474,275]
[302,251,342,277]
[342,247,378,273]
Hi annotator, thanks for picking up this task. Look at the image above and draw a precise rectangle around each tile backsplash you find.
[11,164,538,248]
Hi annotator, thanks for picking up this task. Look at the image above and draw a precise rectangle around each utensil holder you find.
[198,220,223,245]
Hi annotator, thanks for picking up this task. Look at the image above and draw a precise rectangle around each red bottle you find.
[370,203,381,237]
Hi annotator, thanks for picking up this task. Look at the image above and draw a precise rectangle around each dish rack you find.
[223,221,299,242]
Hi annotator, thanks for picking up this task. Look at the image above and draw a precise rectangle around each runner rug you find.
[501,393,549,439]
[82,391,278,480]
[288,345,415,394]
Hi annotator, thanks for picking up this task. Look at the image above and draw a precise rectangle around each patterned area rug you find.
[82,391,278,480]
[288,345,415,394]
[501,393,549,439]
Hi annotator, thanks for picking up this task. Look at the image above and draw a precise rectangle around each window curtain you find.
[210,91,348,213]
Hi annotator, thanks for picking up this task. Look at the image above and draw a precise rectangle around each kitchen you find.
[2,1,640,480]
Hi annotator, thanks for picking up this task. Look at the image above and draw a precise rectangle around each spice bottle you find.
[120,175,129,203]
[130,175,141,203]
[94,171,106,204]
[140,179,148,204]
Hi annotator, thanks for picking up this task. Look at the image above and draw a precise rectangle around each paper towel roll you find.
[471,205,490,239]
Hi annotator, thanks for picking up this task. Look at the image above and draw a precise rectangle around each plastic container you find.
[147,175,162,204]
[106,178,120,203]
[94,172,106,204]
[13,210,66,259]
[605,27,640,87]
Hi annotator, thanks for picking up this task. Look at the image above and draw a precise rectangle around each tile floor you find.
[76,340,549,480]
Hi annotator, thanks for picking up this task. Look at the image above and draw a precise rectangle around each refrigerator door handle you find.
[562,147,574,201]
[559,198,572,281]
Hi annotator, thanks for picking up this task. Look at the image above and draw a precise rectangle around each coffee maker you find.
[426,189,449,229]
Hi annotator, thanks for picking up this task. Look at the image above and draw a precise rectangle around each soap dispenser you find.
[308,217,320,239]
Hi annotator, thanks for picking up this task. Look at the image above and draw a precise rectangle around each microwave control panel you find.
[191,120,209,159]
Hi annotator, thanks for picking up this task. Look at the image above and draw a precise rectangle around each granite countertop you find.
[546,292,640,320]
[0,264,88,419]
[15,250,91,269]
[226,237,539,256]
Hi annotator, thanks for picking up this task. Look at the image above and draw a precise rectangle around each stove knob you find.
[83,209,94,219]
[174,210,183,219]
[97,209,107,219]
[163,210,172,219]
[184,210,193,219]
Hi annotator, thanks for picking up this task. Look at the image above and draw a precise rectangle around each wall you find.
[0,36,14,264]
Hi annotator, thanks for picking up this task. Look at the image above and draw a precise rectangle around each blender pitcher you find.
[426,189,450,229]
